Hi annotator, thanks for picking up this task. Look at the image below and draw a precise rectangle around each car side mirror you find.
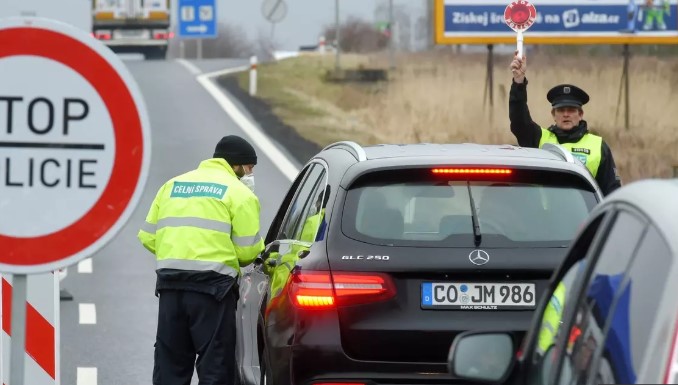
[254,242,282,266]
[448,331,515,383]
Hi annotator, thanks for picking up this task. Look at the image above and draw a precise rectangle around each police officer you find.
[509,52,622,196]
[138,135,264,385]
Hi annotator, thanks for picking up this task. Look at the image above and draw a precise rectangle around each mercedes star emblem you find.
[469,250,490,266]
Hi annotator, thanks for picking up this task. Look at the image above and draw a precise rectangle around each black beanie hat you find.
[213,135,257,166]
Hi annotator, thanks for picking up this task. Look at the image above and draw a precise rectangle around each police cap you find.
[546,84,589,109]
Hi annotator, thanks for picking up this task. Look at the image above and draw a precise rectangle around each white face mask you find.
[240,174,255,192]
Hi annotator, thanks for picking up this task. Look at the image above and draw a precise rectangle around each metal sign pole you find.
[262,0,287,51]
[335,0,341,72]
[9,274,27,385]
[623,43,630,131]
[388,0,395,70]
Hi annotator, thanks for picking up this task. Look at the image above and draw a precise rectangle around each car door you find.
[236,164,314,384]
[525,207,648,385]
[580,223,674,385]
[264,162,328,320]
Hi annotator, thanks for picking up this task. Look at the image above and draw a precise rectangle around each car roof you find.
[363,142,574,162]
[594,178,678,253]
[321,141,603,196]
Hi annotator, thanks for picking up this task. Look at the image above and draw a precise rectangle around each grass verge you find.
[230,51,678,183]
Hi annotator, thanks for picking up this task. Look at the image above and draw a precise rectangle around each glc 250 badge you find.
[342,255,390,261]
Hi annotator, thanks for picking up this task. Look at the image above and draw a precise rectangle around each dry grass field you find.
[235,50,678,183]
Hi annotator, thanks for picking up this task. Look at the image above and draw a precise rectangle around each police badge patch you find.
[573,153,588,164]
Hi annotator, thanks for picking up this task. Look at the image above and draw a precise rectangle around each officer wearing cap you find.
[137,135,264,384]
[508,52,622,196]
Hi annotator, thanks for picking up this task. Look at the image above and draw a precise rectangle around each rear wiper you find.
[466,181,482,247]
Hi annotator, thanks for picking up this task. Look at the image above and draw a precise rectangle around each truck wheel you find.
[145,47,167,60]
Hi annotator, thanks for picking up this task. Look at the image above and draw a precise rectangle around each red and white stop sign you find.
[504,0,537,31]
[0,17,151,274]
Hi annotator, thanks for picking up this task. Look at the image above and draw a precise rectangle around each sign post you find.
[178,0,217,59]
[504,0,537,58]
[0,16,151,383]
[261,0,288,41]
[9,275,27,385]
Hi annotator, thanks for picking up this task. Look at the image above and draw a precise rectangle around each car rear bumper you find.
[290,345,455,385]
[103,39,168,47]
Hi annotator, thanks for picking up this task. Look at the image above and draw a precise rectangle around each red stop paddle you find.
[504,0,537,58]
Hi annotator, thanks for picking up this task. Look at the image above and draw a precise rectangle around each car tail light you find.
[432,168,513,175]
[663,317,678,383]
[288,270,395,309]
[95,31,111,40]
[290,271,334,308]
[153,31,171,39]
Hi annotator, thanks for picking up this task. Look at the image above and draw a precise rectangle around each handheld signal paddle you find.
[504,0,537,58]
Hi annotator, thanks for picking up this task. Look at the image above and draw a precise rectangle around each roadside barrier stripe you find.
[2,278,56,379]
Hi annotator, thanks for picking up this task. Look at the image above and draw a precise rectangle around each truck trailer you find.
[92,0,172,59]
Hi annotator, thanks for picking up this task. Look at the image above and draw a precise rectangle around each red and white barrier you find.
[318,35,326,54]
[0,273,59,384]
[249,55,258,96]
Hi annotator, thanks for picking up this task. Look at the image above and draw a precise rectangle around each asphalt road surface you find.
[59,56,299,385]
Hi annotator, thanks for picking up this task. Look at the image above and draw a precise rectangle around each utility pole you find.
[335,0,341,72]
[427,0,434,49]
[389,0,395,70]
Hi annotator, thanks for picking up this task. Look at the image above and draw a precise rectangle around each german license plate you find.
[421,282,536,310]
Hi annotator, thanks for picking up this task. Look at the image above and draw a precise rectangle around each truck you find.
[92,0,172,59]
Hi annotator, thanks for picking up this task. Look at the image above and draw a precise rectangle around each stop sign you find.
[504,0,537,32]
[0,17,151,274]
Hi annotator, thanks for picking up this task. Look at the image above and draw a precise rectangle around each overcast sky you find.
[218,0,428,50]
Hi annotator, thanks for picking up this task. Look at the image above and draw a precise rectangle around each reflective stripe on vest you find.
[233,233,263,247]
[144,218,261,248]
[538,128,602,177]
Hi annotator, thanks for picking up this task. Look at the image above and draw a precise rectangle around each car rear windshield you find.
[341,168,599,248]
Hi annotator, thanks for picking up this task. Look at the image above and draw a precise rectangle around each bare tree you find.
[374,2,413,52]
[253,27,278,62]
[168,22,254,58]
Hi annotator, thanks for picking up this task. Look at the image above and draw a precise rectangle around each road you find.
[59,57,298,384]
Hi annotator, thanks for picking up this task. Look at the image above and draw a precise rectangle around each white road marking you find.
[79,303,97,324]
[176,58,202,75]
[77,367,98,385]
[194,66,300,181]
[77,258,93,273]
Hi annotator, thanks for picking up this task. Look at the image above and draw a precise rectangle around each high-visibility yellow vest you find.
[537,281,566,354]
[137,158,264,277]
[299,209,325,243]
[538,128,602,177]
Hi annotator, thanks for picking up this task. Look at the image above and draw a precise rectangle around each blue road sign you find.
[177,0,217,38]
[434,0,678,45]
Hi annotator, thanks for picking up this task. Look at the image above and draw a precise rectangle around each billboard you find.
[434,0,678,44]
